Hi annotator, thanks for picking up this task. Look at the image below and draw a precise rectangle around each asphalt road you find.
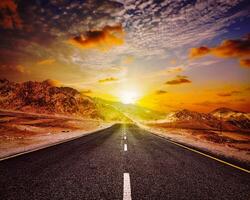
[0,124,249,200]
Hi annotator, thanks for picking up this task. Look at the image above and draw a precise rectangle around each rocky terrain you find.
[148,108,250,132]
[0,79,98,118]
[211,107,250,130]
[0,110,110,159]
[144,108,250,162]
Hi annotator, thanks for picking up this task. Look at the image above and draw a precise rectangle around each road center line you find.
[124,143,127,151]
[123,173,132,200]
[124,136,127,140]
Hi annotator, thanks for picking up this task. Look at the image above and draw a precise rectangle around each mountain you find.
[94,98,131,122]
[0,79,98,118]
[150,109,243,131]
[93,98,166,122]
[211,107,250,130]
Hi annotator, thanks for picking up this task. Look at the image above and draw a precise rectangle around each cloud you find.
[239,58,250,68]
[166,67,183,73]
[189,35,250,67]
[165,75,191,85]
[0,64,29,74]
[37,59,56,65]
[0,0,23,29]
[122,56,134,64]
[155,90,167,95]
[98,77,119,83]
[81,89,92,94]
[217,90,241,97]
[68,25,124,51]
[189,47,211,58]
[43,79,62,87]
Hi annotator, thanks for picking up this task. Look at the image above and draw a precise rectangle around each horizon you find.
[1,77,248,114]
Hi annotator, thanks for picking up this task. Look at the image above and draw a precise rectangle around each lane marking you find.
[124,136,127,140]
[124,144,128,151]
[150,132,250,174]
[123,173,132,200]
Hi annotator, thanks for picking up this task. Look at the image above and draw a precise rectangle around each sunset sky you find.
[0,0,249,112]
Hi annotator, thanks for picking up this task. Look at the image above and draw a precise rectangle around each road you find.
[0,124,249,200]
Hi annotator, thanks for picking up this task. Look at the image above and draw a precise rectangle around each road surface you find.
[0,124,249,200]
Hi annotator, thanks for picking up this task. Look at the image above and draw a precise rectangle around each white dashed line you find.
[124,136,127,140]
[123,173,132,200]
[124,143,127,151]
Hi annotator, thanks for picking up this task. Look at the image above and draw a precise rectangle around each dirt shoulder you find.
[0,110,113,160]
[139,123,250,164]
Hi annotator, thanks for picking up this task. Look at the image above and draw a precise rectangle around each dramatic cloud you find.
[217,90,241,97]
[165,75,191,85]
[239,58,250,68]
[189,35,250,67]
[68,25,124,51]
[0,0,23,29]
[98,77,119,83]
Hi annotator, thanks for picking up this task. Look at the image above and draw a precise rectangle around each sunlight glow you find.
[120,90,139,104]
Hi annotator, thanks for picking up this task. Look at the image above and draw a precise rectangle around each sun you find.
[119,90,138,104]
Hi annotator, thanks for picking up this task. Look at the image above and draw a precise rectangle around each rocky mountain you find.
[0,79,99,118]
[211,107,250,130]
[150,109,248,131]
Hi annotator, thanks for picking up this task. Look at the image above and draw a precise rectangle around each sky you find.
[0,0,250,112]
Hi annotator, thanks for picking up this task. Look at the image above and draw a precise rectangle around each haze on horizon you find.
[0,0,250,113]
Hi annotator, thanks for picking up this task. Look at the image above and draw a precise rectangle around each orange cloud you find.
[166,67,183,73]
[0,64,29,74]
[239,58,250,68]
[217,90,241,97]
[189,47,210,58]
[189,35,250,68]
[68,25,124,51]
[0,0,23,29]
[43,79,62,87]
[98,77,118,83]
[165,75,191,85]
[155,90,167,94]
[37,59,56,65]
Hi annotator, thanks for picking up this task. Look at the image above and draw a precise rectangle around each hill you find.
[93,98,166,122]
[148,108,250,131]
[0,79,98,118]
[211,107,250,130]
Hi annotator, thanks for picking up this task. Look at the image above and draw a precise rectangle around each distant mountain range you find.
[211,107,250,130]
[0,79,249,131]
[150,108,250,131]
[94,98,166,122]
[0,79,98,118]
